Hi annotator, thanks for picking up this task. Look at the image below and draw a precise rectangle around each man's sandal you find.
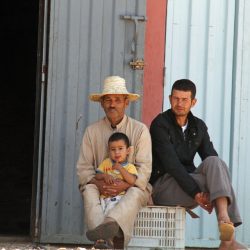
[86,219,119,241]
[218,221,235,241]
[93,239,114,249]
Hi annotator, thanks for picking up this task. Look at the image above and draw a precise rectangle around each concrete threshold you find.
[0,237,249,250]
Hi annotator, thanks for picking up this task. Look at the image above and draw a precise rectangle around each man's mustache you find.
[108,107,117,111]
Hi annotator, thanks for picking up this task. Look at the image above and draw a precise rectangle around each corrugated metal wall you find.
[231,0,250,246]
[39,0,146,243]
[164,0,250,248]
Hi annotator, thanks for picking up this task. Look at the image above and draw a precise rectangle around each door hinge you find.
[42,65,47,83]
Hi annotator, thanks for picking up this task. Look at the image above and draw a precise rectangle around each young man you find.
[150,79,246,250]
[77,76,152,249]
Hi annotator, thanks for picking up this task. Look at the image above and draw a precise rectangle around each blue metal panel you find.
[40,0,147,244]
[164,0,250,247]
[231,0,250,246]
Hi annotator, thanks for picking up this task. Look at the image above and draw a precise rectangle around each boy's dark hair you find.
[108,132,130,148]
[171,79,196,99]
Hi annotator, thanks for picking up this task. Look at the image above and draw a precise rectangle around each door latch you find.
[121,15,147,70]
[129,59,145,70]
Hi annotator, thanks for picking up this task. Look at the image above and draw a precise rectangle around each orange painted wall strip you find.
[143,0,167,127]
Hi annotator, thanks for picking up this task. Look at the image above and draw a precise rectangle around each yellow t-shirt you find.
[97,158,138,197]
[97,158,138,179]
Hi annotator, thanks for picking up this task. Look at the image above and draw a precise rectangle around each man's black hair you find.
[171,79,196,99]
[108,132,130,148]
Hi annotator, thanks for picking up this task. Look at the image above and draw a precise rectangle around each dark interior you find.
[0,1,39,235]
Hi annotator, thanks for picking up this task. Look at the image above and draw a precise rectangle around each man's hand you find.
[103,174,115,184]
[194,192,213,214]
[93,178,131,197]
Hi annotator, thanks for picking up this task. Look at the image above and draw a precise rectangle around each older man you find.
[77,76,152,249]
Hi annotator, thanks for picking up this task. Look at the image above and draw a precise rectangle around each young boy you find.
[95,132,138,214]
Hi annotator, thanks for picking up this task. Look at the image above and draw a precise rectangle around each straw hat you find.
[89,76,140,102]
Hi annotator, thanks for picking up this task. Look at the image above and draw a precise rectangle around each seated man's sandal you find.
[219,221,235,241]
[93,239,114,249]
[86,220,119,241]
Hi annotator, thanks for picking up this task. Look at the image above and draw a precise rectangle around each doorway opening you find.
[0,1,39,235]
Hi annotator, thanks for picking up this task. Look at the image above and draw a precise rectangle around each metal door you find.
[38,0,147,244]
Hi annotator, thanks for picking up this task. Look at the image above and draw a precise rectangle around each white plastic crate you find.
[127,206,185,250]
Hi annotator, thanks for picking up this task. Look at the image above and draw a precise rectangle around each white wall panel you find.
[231,0,250,246]
[164,0,250,248]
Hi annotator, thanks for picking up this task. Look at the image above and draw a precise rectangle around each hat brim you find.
[89,93,140,102]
